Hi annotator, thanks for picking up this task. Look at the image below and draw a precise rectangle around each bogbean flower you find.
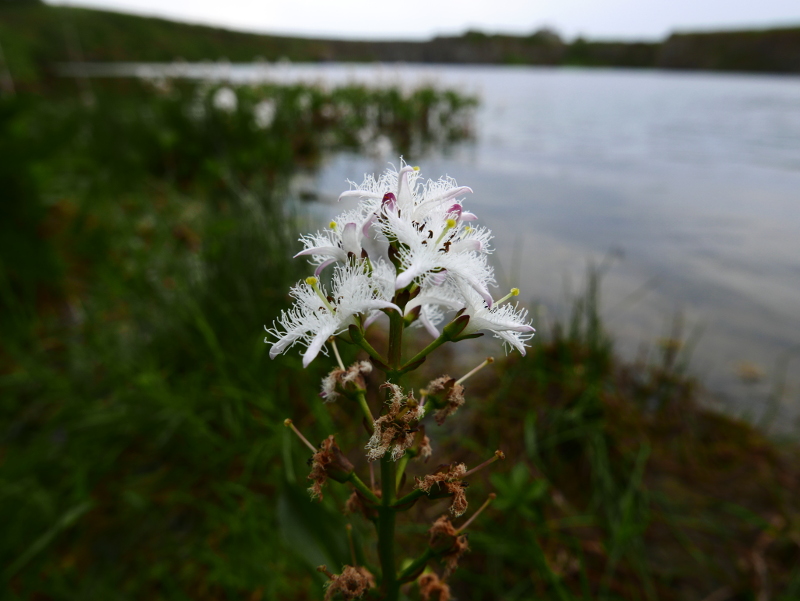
[295,208,384,276]
[338,163,493,303]
[384,203,496,305]
[266,161,535,365]
[267,260,399,367]
[407,277,535,354]
[456,283,536,355]
[212,86,237,113]
[253,98,277,129]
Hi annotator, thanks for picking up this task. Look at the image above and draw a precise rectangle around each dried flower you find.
[321,361,372,402]
[308,436,354,501]
[429,516,469,577]
[321,565,376,600]
[416,463,468,517]
[418,572,452,601]
[365,383,425,461]
[424,376,465,425]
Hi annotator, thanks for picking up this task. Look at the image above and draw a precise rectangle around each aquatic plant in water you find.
[267,162,533,600]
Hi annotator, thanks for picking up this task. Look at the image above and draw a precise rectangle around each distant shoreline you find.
[2,4,800,89]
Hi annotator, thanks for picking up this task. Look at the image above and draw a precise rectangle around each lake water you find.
[80,62,800,423]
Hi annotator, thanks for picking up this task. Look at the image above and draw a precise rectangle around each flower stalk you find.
[268,162,535,601]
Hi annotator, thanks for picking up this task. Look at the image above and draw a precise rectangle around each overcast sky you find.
[48,0,800,41]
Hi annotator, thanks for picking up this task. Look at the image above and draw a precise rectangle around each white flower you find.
[338,164,472,222]
[266,260,400,367]
[458,284,536,355]
[385,203,495,305]
[253,99,276,129]
[294,208,386,276]
[267,160,535,367]
[406,277,535,354]
[404,278,463,338]
[212,86,237,113]
[338,162,492,303]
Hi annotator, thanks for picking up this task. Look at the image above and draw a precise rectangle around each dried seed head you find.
[428,516,470,578]
[323,565,376,601]
[418,572,452,601]
[321,361,372,402]
[308,436,354,501]
[365,383,425,461]
[415,463,468,517]
[423,376,466,425]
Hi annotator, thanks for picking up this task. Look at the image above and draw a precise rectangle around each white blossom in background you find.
[266,161,535,365]
[253,99,277,129]
[212,86,237,113]
[297,93,312,112]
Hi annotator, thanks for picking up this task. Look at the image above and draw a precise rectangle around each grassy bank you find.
[2,78,800,600]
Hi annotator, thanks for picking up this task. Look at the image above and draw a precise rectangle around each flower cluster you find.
[266,161,534,365]
[275,162,530,600]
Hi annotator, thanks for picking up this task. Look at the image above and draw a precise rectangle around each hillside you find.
[1,3,799,89]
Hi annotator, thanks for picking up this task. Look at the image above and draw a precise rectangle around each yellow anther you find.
[435,218,459,246]
[496,288,521,305]
[413,166,420,171]
[307,277,335,311]
[283,418,292,427]
[329,221,337,230]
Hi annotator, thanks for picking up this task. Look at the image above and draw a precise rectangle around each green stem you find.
[399,333,449,374]
[355,336,386,366]
[378,454,398,600]
[391,487,426,509]
[377,308,405,601]
[388,312,404,372]
[395,454,410,491]
[355,390,374,433]
[397,548,434,583]
[348,473,380,506]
